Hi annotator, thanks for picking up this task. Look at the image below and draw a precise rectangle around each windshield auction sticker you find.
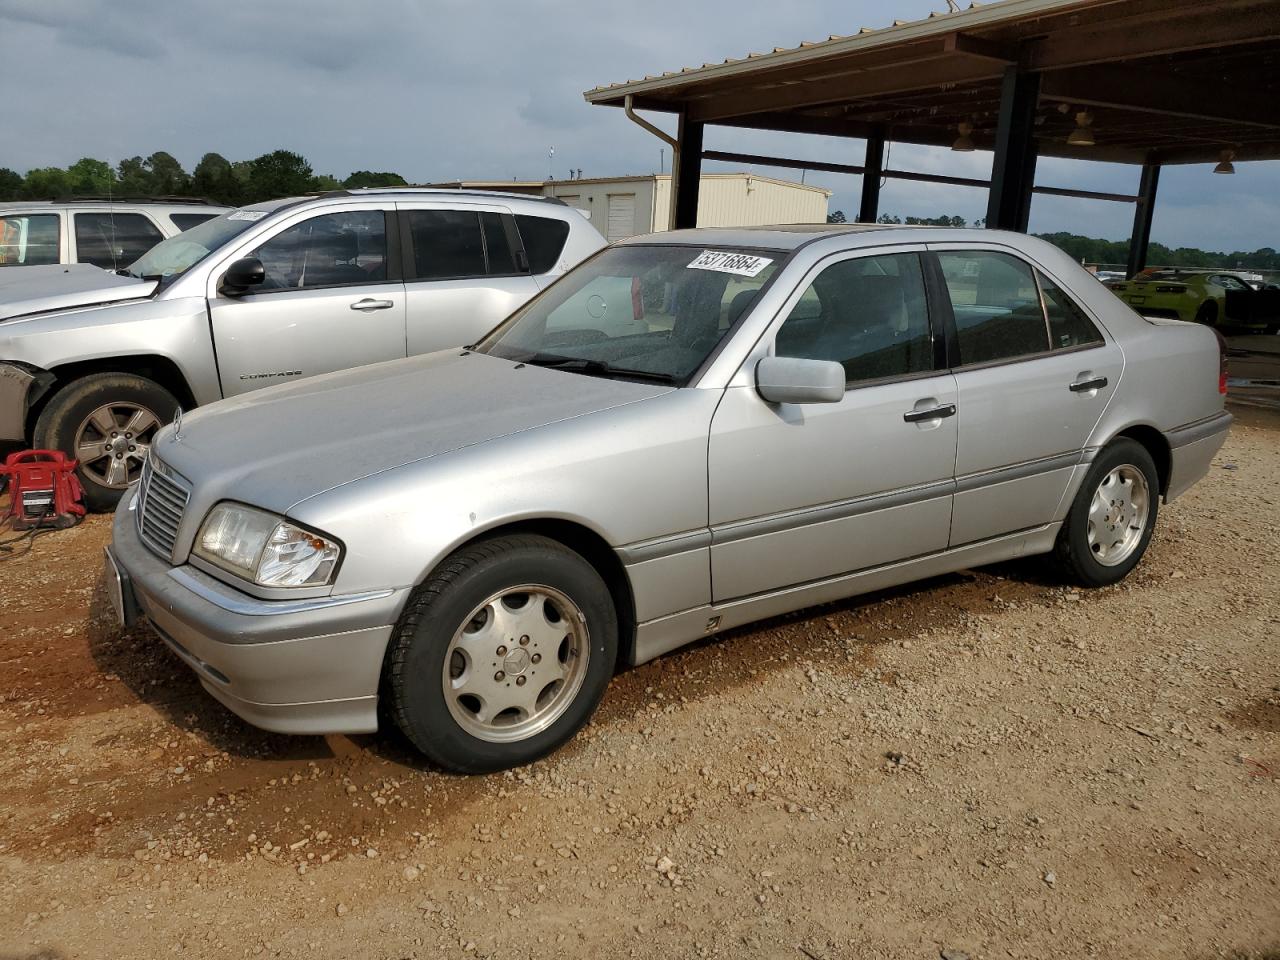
[687,250,773,277]
[227,210,269,221]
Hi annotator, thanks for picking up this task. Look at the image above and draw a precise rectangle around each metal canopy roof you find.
[585,0,1280,165]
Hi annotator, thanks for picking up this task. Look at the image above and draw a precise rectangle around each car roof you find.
[615,223,1048,253]
[0,197,225,209]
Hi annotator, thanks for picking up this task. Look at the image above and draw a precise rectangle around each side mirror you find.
[220,257,265,296]
[755,356,845,404]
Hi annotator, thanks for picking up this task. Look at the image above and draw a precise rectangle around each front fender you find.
[0,361,54,442]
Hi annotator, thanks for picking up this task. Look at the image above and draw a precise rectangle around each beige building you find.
[429,173,832,241]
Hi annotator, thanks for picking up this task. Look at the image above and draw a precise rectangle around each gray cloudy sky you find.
[2,0,1277,252]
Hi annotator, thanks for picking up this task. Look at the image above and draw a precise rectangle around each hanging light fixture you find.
[1067,111,1095,147]
[952,121,975,152]
[1213,149,1236,175]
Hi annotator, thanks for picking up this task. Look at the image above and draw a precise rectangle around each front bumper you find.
[109,493,409,735]
[0,361,54,442]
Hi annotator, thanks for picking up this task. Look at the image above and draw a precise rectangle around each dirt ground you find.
[1,405,1277,960]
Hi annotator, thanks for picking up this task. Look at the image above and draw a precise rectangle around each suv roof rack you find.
[46,195,222,205]
[311,187,567,207]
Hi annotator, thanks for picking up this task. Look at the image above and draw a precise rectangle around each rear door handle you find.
[1069,376,1108,392]
[903,403,957,423]
[350,298,394,312]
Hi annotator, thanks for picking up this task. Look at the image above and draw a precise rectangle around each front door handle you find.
[1069,376,1108,393]
[350,298,394,312]
[903,403,957,423]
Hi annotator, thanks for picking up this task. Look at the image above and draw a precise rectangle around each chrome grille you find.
[136,456,190,560]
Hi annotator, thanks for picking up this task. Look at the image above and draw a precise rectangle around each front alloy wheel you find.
[384,534,617,773]
[74,402,162,489]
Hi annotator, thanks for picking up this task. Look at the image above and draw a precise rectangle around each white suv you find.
[0,198,231,271]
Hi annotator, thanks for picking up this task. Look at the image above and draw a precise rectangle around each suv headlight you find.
[193,503,341,588]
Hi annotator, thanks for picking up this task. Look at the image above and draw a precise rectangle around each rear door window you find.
[407,210,487,280]
[73,212,163,269]
[936,250,1049,365]
[0,213,60,266]
[1037,270,1104,349]
[514,214,570,274]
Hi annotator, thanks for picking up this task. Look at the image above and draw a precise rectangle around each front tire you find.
[384,534,618,773]
[32,373,178,512]
[1053,438,1159,587]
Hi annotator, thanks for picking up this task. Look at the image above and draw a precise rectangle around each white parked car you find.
[0,198,230,271]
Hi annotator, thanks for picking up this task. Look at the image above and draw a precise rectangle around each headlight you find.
[193,503,341,588]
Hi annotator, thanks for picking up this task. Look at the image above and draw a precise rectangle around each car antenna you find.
[106,159,120,274]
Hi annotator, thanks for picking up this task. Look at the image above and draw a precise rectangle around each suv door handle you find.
[350,298,394,312]
[1069,376,1108,392]
[903,403,957,423]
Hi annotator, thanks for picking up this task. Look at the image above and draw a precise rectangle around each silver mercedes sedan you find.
[106,225,1231,772]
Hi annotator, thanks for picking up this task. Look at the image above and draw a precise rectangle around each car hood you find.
[0,264,157,321]
[152,350,673,517]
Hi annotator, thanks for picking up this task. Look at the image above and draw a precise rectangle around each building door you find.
[606,194,636,242]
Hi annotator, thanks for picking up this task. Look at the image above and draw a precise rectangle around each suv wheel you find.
[33,373,178,512]
[1053,438,1159,587]
[384,534,618,773]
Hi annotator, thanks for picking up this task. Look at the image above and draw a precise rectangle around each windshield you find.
[477,244,782,384]
[128,209,272,280]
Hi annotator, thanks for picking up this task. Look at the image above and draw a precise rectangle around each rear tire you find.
[384,534,618,773]
[1052,438,1160,588]
[32,373,178,513]
[1194,301,1218,326]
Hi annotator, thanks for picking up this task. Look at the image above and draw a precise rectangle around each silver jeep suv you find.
[0,189,606,509]
[0,198,230,270]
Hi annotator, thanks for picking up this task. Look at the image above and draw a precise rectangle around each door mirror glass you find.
[755,356,846,404]
[221,257,266,296]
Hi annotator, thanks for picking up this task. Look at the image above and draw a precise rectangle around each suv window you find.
[937,250,1049,365]
[74,212,163,269]
[1038,270,1103,349]
[775,253,933,383]
[169,212,219,231]
[251,211,387,289]
[0,213,60,266]
[407,209,487,280]
[515,214,570,274]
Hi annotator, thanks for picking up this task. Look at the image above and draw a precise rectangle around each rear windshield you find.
[478,244,782,385]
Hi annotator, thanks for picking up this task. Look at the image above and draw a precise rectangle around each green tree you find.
[191,152,242,205]
[144,151,189,195]
[116,156,152,195]
[876,213,902,224]
[312,173,343,192]
[246,150,314,201]
[343,170,408,189]
[0,168,22,201]
[67,157,115,195]
[21,167,72,199]
[826,209,847,224]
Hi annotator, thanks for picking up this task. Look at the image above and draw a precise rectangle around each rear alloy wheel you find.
[33,373,178,512]
[384,534,617,773]
[1053,438,1160,587]
[1194,301,1218,326]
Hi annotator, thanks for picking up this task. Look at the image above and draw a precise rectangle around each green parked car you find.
[1109,270,1279,333]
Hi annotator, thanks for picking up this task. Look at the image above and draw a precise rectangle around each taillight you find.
[1213,328,1229,395]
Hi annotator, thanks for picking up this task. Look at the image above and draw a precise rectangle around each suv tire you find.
[33,373,178,512]
[1053,438,1160,588]
[384,534,618,773]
